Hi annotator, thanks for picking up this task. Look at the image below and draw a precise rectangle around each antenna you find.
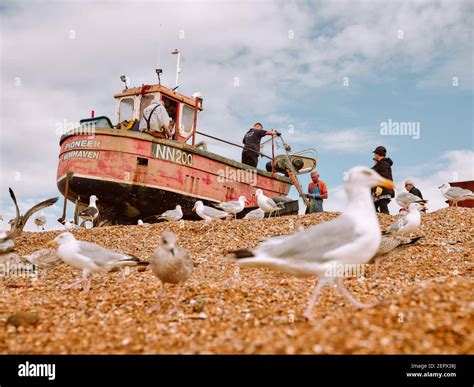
[171,49,181,90]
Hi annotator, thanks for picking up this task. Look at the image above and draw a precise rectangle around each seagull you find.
[214,196,248,219]
[256,189,283,218]
[23,248,62,268]
[383,202,422,236]
[243,208,265,220]
[148,230,194,313]
[371,235,423,274]
[48,232,148,292]
[192,201,229,223]
[34,212,46,231]
[225,166,395,320]
[156,205,183,222]
[7,188,58,237]
[79,195,99,227]
[63,219,78,230]
[0,231,15,255]
[396,192,423,208]
[375,236,423,258]
[438,183,474,207]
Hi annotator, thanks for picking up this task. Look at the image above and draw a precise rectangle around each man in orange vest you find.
[304,171,328,213]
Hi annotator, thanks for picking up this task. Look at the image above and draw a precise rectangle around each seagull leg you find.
[62,277,84,290]
[167,286,182,314]
[148,282,166,313]
[335,277,379,309]
[303,277,329,321]
[83,275,92,292]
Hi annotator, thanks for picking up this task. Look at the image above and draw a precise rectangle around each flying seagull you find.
[79,195,99,227]
[8,188,58,237]
[438,183,474,207]
[225,166,395,321]
[214,196,247,219]
[148,230,194,313]
[256,189,283,218]
[383,202,422,236]
[48,232,148,292]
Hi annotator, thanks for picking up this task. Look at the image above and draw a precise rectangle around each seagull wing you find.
[8,188,20,221]
[76,241,140,269]
[79,206,99,217]
[254,215,359,262]
[446,187,474,198]
[385,216,408,234]
[202,206,228,218]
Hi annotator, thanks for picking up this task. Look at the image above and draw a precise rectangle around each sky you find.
[0,0,473,231]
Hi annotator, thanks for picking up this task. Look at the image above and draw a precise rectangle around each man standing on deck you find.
[241,123,280,168]
[304,171,328,213]
[139,96,174,138]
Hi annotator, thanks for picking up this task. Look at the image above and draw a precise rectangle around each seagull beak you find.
[378,178,395,190]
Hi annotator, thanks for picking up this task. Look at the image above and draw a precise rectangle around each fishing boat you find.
[56,59,316,224]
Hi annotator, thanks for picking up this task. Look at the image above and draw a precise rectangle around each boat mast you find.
[171,49,181,90]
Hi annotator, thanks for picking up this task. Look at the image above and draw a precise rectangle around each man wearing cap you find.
[241,123,280,168]
[371,145,395,214]
[404,180,423,200]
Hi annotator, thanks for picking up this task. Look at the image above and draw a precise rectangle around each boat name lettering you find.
[64,140,102,150]
[153,144,193,165]
[63,150,100,161]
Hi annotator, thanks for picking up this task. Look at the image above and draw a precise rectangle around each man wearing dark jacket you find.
[404,180,423,199]
[241,123,279,168]
[371,146,395,214]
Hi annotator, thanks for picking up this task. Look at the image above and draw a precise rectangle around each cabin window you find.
[119,98,134,121]
[181,105,195,134]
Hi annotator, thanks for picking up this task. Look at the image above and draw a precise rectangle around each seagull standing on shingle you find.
[79,195,99,227]
[149,230,194,313]
[243,208,265,220]
[438,183,474,207]
[215,196,247,219]
[193,201,229,224]
[34,212,47,231]
[383,202,422,236]
[226,166,395,321]
[48,232,147,292]
[157,205,183,222]
[256,189,283,218]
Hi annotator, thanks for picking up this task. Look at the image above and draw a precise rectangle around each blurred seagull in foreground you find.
[226,166,395,321]
[34,212,46,231]
[215,196,248,219]
[156,205,183,222]
[23,248,62,268]
[438,183,474,207]
[383,202,422,236]
[149,230,194,313]
[79,195,99,227]
[243,208,265,220]
[256,189,283,218]
[48,232,147,292]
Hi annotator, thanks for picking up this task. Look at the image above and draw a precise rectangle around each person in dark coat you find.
[404,180,423,199]
[241,123,279,168]
[371,146,395,214]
